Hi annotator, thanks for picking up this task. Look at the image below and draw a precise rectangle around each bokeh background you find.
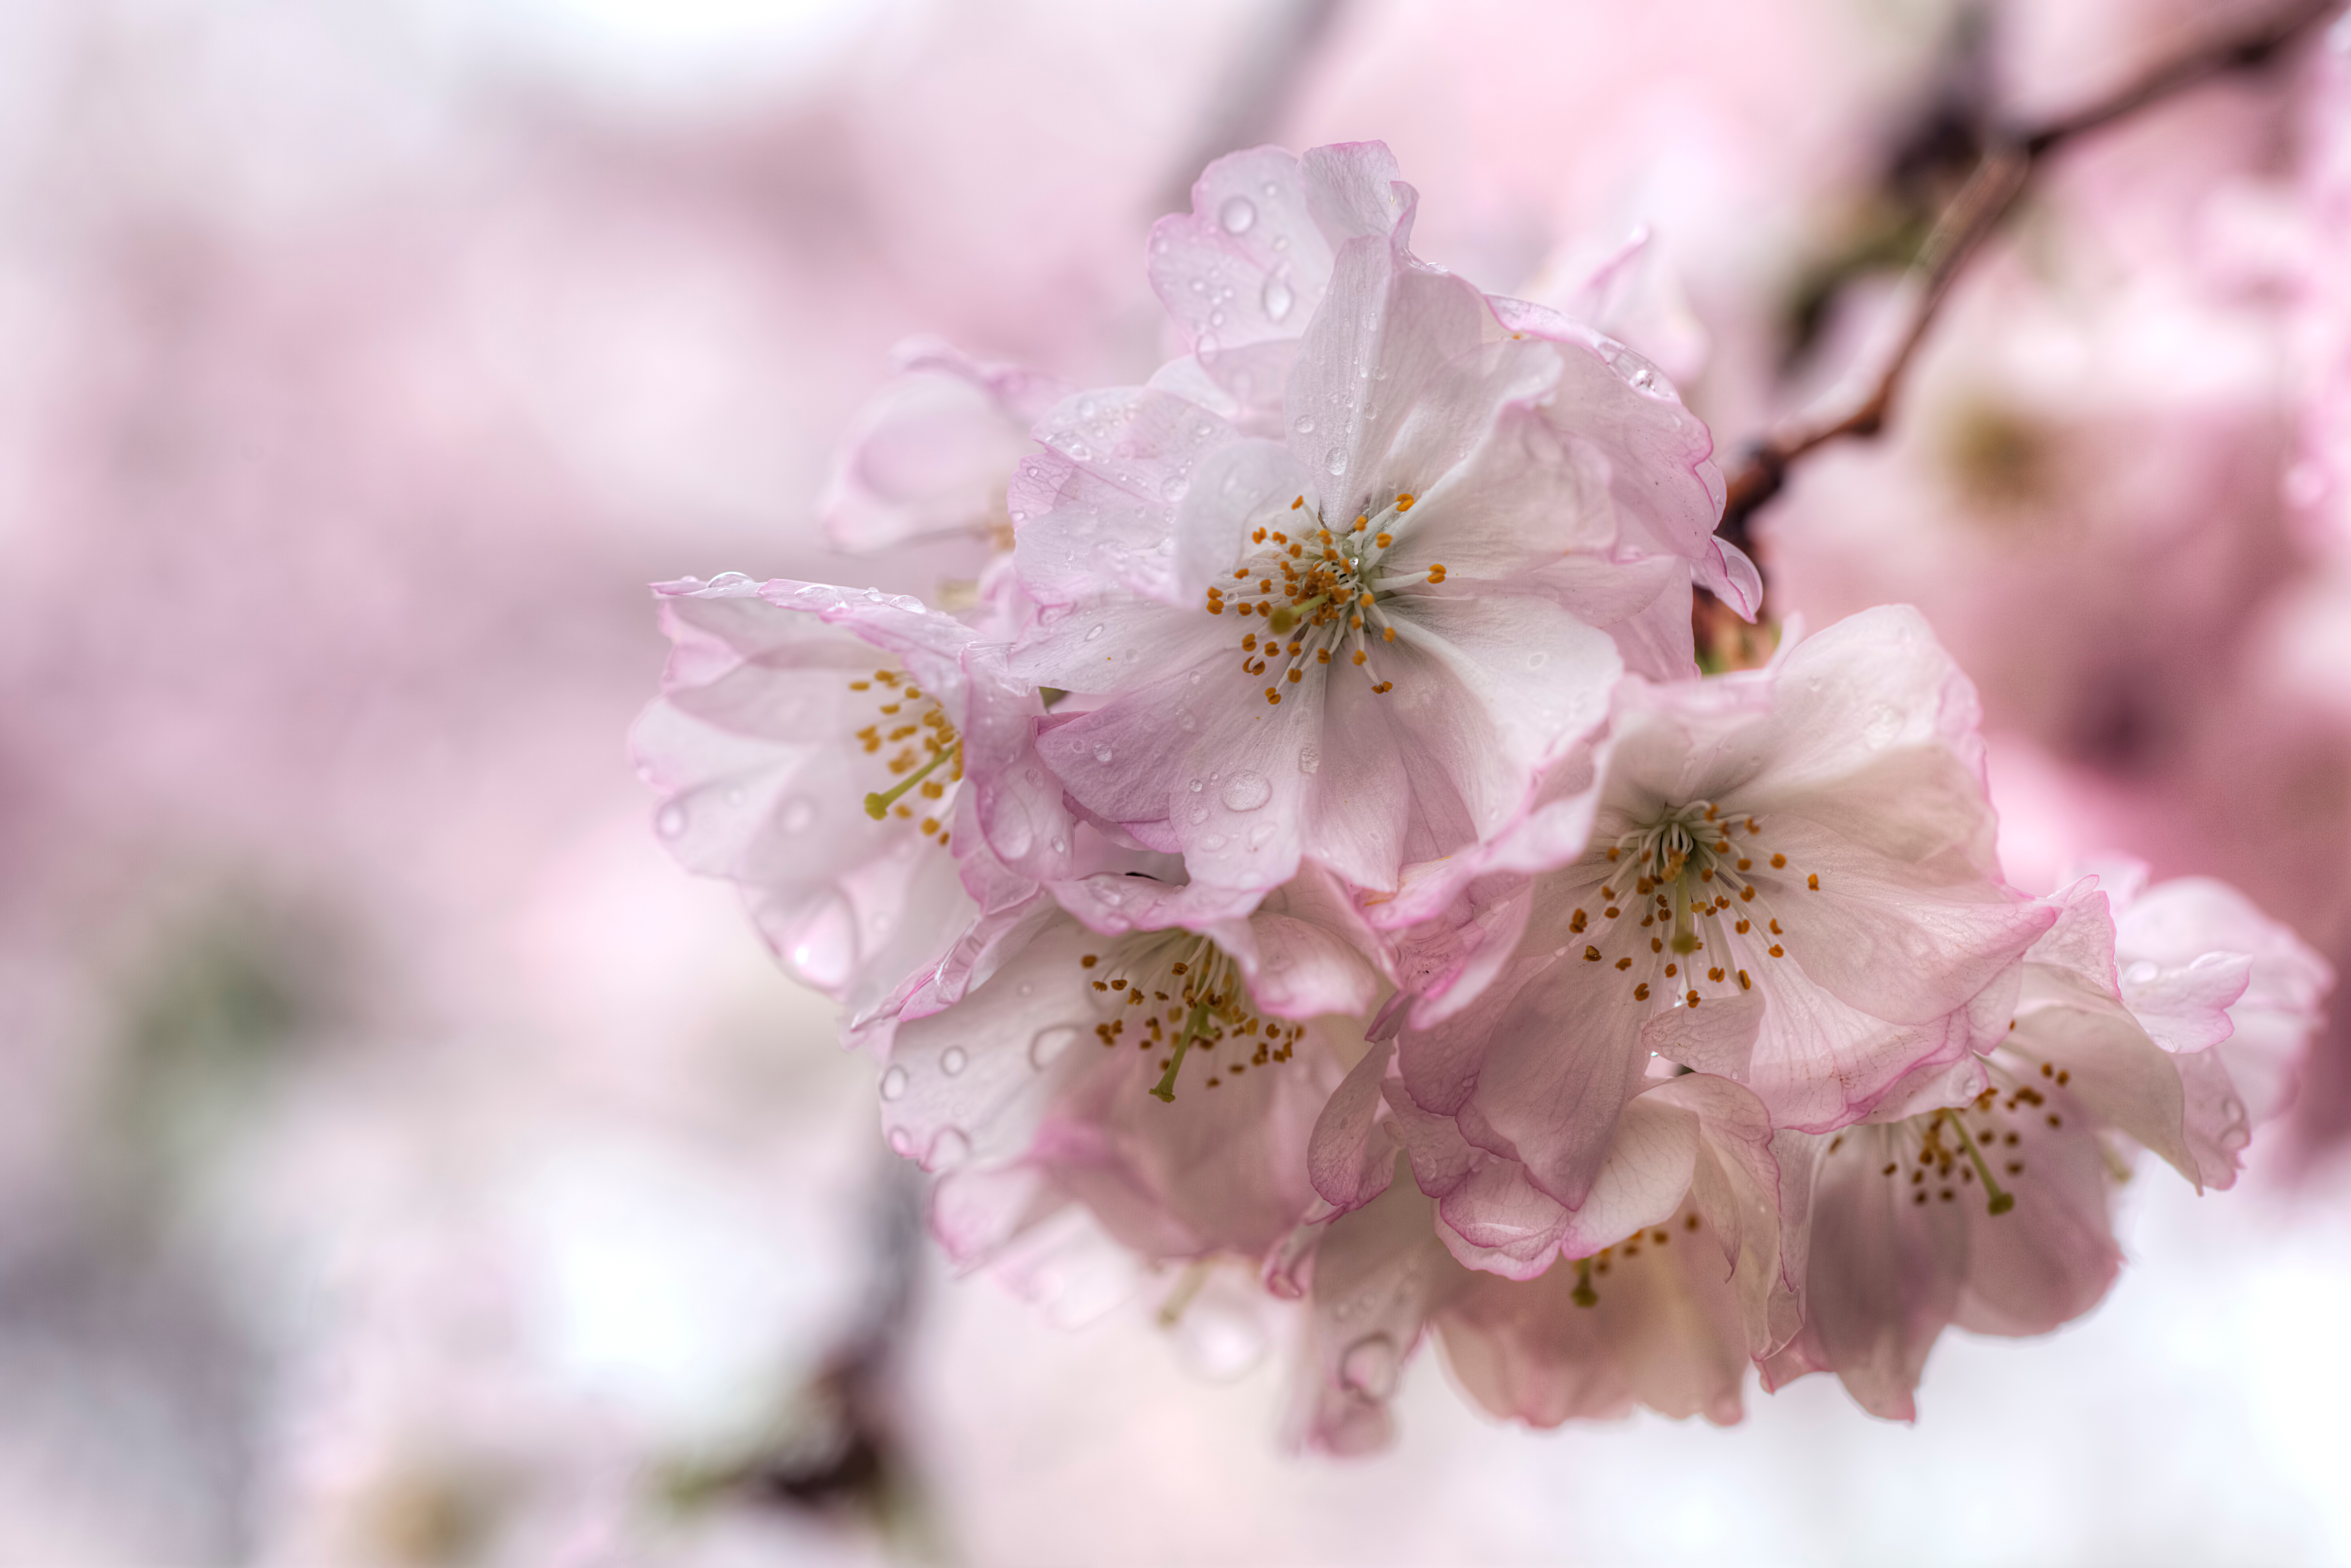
[8,0,2351,1563]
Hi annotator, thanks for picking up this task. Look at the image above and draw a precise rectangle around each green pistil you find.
[1941,1107,2016,1216]
[1670,879,1701,954]
[1571,1256,1598,1308]
[1267,594,1328,635]
[863,741,959,820]
[1150,1000,1215,1103]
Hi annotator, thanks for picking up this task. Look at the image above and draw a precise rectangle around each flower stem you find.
[1571,1256,1598,1308]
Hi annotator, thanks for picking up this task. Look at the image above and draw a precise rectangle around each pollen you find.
[1291,496,1304,509]
[1737,970,1751,989]
[1265,688,1281,704]
[1426,564,1448,584]
[1584,946,1602,961]
[1634,983,1650,1000]
[1615,957,1632,971]
[1375,532,1393,547]
[1396,493,1415,510]
[1770,853,1787,868]
[1808,873,1820,890]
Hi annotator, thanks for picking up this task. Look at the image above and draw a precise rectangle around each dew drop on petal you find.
[1294,414,1316,434]
[1162,475,1189,501]
[656,802,687,838]
[1220,771,1272,811]
[1339,1333,1400,1398]
[781,797,815,832]
[1209,309,1226,329]
[788,897,859,989]
[1325,447,1346,476]
[1219,195,1257,233]
[1093,742,1115,764]
[1190,804,1209,824]
[1262,273,1294,322]
[1188,778,1205,792]
[1029,1025,1078,1069]
[888,1127,912,1155]
[1297,745,1320,775]
[1084,623,1106,641]
[880,1065,910,1101]
[940,1046,968,1077]
[925,1128,972,1173]
[1526,651,1547,671]
[1201,833,1228,850]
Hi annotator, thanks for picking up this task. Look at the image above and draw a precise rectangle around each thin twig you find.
[1717,0,2338,553]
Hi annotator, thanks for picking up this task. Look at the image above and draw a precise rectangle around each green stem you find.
[1571,1256,1598,1308]
[863,742,959,820]
[1267,595,1327,635]
[1941,1108,2015,1216]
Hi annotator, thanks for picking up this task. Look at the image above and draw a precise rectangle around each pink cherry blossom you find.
[1766,862,2329,1418]
[1363,609,2052,1266]
[631,575,1071,1034]
[882,865,1389,1266]
[1008,147,1747,908]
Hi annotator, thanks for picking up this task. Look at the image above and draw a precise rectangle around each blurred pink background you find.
[6,0,2351,1562]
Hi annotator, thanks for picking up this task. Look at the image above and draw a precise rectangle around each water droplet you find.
[1262,272,1294,322]
[1190,804,1209,823]
[781,797,815,832]
[1209,309,1226,329]
[1294,414,1316,434]
[1161,475,1189,501]
[1064,440,1092,461]
[926,1128,972,1173]
[1030,1025,1078,1069]
[940,1046,968,1077]
[1526,651,1547,671]
[656,802,687,838]
[1297,745,1320,775]
[880,1065,910,1101]
[1218,195,1257,234]
[1093,742,1116,764]
[1325,447,1346,476]
[1084,623,1106,642]
[1197,333,1220,363]
[1188,778,1205,792]
[1078,395,1098,417]
[1339,1333,1400,1398]
[1201,833,1228,850]
[1220,771,1272,811]
[706,571,752,590]
[888,1127,912,1155]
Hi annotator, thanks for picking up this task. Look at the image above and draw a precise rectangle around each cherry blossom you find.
[1765,863,2329,1418]
[884,865,1389,1265]
[631,575,1071,1034]
[1009,145,1748,910]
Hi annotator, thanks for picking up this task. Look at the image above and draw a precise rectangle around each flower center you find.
[1077,934,1302,1101]
[1198,492,1443,705]
[1563,800,1823,1013]
[849,668,961,846]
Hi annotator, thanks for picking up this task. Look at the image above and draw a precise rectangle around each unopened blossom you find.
[822,337,1073,586]
[1354,608,2051,1287]
[631,575,1071,1033]
[883,865,1388,1265]
[1009,143,1746,910]
[1766,862,2329,1418]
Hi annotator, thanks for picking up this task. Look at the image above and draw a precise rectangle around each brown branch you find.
[1717,0,2338,555]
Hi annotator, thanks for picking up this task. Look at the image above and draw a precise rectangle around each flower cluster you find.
[635,143,2330,1448]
